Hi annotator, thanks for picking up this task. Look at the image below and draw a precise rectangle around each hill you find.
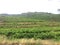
[0,12,60,40]
[0,12,60,22]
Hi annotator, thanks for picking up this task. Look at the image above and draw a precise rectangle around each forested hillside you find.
[0,12,60,22]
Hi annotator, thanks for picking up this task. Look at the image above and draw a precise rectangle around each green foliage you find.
[0,12,60,40]
[0,27,60,40]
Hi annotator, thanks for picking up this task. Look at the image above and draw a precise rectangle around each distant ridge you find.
[0,12,60,22]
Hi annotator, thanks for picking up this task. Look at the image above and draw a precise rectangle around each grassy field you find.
[0,12,60,45]
[0,39,60,45]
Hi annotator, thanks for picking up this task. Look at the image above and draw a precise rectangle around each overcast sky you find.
[0,0,60,14]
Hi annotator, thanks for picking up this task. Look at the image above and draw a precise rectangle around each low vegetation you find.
[0,12,60,45]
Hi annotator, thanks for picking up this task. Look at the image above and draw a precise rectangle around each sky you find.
[0,0,60,14]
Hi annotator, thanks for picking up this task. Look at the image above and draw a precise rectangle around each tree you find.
[57,9,60,14]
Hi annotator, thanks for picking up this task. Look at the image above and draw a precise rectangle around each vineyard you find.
[0,12,60,40]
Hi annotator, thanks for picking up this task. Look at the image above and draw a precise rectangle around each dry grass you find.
[0,34,60,45]
[0,39,60,45]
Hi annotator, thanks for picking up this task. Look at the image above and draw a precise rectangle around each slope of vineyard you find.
[0,12,60,40]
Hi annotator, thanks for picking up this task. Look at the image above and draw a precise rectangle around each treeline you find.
[0,12,60,22]
[21,12,60,22]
